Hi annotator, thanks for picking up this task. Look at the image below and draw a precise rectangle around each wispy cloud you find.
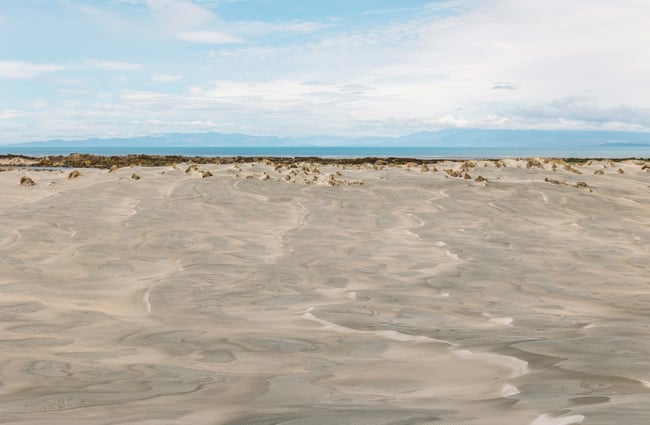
[3,0,650,143]
[513,97,650,128]
[178,30,243,44]
[138,1,244,44]
[145,0,215,32]
[492,82,518,91]
[0,61,65,78]
[228,20,331,36]
[134,118,220,129]
[84,59,141,71]
[122,91,171,102]
[67,3,108,16]
[362,6,421,16]
[269,21,331,33]
[152,73,182,82]
[63,0,127,29]
[0,109,24,119]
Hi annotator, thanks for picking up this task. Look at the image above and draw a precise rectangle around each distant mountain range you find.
[9,129,650,148]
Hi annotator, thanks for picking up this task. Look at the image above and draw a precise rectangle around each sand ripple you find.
[1,161,650,424]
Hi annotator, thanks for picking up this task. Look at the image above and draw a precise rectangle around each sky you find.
[1,0,650,143]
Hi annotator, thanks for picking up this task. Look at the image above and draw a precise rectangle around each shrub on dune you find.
[20,176,36,186]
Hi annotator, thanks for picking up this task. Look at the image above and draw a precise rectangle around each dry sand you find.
[1,159,649,424]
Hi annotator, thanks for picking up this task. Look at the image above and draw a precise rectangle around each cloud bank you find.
[0,0,649,142]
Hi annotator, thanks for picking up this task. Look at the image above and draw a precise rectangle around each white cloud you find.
[204,0,650,132]
[0,109,23,119]
[268,21,330,33]
[178,30,243,44]
[492,82,518,91]
[513,97,650,127]
[57,88,93,96]
[227,20,331,36]
[63,1,128,30]
[0,61,65,79]
[122,91,171,102]
[84,59,141,71]
[203,80,319,100]
[4,0,650,142]
[70,4,106,16]
[135,118,219,128]
[146,0,215,32]
[141,1,246,44]
[152,73,182,82]
[436,115,470,127]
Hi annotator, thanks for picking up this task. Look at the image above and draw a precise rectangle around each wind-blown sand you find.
[1,158,649,424]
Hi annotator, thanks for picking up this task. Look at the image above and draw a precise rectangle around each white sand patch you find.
[490,317,514,326]
[446,250,460,260]
[374,330,440,343]
[530,413,584,425]
[488,202,503,211]
[142,286,153,315]
[0,229,20,248]
[501,384,520,397]
[408,213,424,227]
[404,230,422,240]
[434,241,447,247]
[304,307,453,345]
[454,349,529,378]
[483,312,514,325]
[304,307,356,334]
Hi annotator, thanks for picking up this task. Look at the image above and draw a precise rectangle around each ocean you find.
[2,145,650,159]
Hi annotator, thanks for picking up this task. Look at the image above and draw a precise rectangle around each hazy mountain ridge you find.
[10,129,650,148]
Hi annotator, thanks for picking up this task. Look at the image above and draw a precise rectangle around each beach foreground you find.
[1,158,649,424]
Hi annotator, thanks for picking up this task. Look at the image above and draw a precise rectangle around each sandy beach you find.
[1,158,649,425]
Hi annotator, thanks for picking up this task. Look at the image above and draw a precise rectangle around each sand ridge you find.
[1,159,650,424]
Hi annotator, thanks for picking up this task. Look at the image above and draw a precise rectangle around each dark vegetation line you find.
[1,153,649,169]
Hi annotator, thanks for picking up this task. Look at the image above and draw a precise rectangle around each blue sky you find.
[1,0,649,143]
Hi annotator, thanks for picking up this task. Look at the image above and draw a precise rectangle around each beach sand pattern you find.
[1,159,649,424]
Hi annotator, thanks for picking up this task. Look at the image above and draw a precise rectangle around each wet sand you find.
[1,159,649,424]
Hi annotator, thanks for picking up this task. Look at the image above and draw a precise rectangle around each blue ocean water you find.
[2,145,650,159]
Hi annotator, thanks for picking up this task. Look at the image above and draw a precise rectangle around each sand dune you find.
[1,159,649,424]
